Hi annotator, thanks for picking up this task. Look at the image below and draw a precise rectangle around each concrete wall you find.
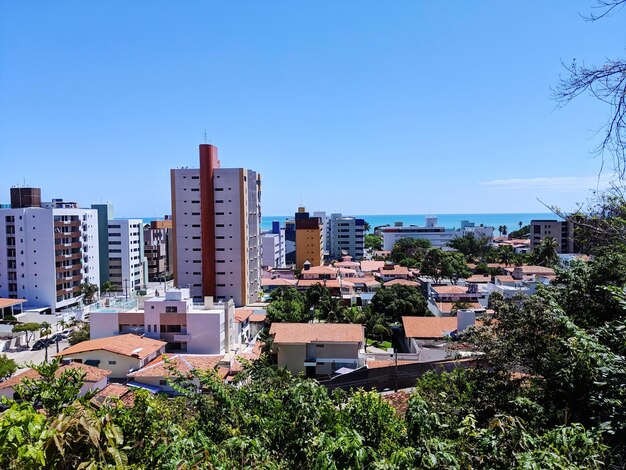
[58,350,149,378]
[276,344,307,375]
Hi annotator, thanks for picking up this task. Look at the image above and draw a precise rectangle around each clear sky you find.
[1,1,623,217]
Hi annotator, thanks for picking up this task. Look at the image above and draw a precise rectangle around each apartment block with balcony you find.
[329,213,365,260]
[530,219,575,253]
[170,144,261,306]
[89,288,235,354]
[294,207,323,269]
[143,219,172,281]
[0,188,100,312]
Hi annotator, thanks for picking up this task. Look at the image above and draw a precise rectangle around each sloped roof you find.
[56,334,166,360]
[91,383,135,407]
[128,354,224,378]
[432,285,468,295]
[261,277,296,287]
[0,298,27,309]
[0,362,111,390]
[383,279,419,287]
[360,260,385,272]
[234,308,254,322]
[270,323,364,344]
[402,316,458,339]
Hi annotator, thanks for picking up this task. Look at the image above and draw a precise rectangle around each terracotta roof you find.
[494,275,516,283]
[435,302,484,314]
[56,334,166,360]
[297,279,343,289]
[91,383,135,407]
[249,313,266,323]
[0,362,111,390]
[128,354,224,378]
[261,277,296,287]
[234,308,254,322]
[402,316,458,338]
[360,261,386,272]
[350,277,380,287]
[403,316,483,337]
[367,359,416,369]
[302,265,337,275]
[270,323,364,344]
[466,275,490,283]
[382,390,411,416]
[383,279,419,287]
[335,261,360,269]
[378,265,411,276]
[432,285,468,295]
[510,265,555,275]
[0,298,27,309]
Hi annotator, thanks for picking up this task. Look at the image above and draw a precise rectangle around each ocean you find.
[134,212,560,232]
[260,213,559,232]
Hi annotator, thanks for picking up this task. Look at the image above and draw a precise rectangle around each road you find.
[4,339,71,371]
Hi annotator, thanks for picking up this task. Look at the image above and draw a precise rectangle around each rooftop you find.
[128,354,224,378]
[270,322,364,344]
[0,362,111,390]
[56,334,166,360]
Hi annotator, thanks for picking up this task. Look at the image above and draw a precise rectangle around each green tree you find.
[266,287,310,323]
[101,280,115,297]
[39,322,52,363]
[0,354,17,381]
[68,322,90,345]
[365,233,383,251]
[371,284,429,324]
[391,238,431,265]
[12,322,41,348]
[497,245,515,266]
[442,251,472,284]
[79,282,99,304]
[447,233,490,260]
[533,237,560,267]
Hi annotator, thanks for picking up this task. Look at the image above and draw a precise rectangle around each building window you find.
[165,306,178,313]
[108,360,116,365]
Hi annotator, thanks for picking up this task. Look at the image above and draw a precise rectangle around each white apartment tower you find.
[107,219,147,294]
[170,144,261,306]
[0,188,100,312]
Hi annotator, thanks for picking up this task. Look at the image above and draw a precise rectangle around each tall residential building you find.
[284,219,296,265]
[313,211,329,254]
[107,219,147,293]
[261,221,286,269]
[144,219,172,281]
[170,144,261,306]
[294,207,323,269]
[329,213,366,259]
[91,203,114,285]
[530,219,575,253]
[0,188,100,312]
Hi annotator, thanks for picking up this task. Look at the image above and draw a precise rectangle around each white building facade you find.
[329,213,366,259]
[107,219,147,293]
[170,144,261,306]
[0,196,100,312]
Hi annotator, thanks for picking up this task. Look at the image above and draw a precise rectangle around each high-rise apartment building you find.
[329,213,365,259]
[0,188,100,312]
[170,144,261,306]
[530,219,575,253]
[144,219,172,282]
[261,221,286,269]
[107,219,147,294]
[294,207,323,269]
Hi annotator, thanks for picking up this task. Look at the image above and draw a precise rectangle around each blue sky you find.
[1,1,623,217]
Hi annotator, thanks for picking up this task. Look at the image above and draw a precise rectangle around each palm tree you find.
[502,225,508,236]
[497,245,515,267]
[363,221,371,233]
[534,237,559,267]
[40,321,52,363]
[101,281,114,298]
[79,283,99,305]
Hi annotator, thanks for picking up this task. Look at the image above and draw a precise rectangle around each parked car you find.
[31,339,50,351]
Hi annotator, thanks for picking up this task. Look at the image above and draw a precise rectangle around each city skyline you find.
[1,1,622,216]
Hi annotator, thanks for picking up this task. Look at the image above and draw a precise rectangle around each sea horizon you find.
[132,212,560,233]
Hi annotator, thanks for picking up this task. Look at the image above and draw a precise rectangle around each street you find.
[4,339,71,372]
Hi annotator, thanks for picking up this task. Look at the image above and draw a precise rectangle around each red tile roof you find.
[234,308,254,323]
[249,313,266,323]
[432,285,468,295]
[360,260,386,272]
[270,323,365,344]
[383,279,419,287]
[91,383,135,407]
[378,265,411,276]
[466,275,490,283]
[261,277,296,287]
[56,334,166,360]
[128,354,224,378]
[0,362,111,390]
[402,316,458,338]
[435,302,484,314]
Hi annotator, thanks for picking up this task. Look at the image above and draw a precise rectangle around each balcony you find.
[56,275,82,285]
[54,220,81,228]
[55,231,80,239]
[55,253,82,262]
[173,333,192,342]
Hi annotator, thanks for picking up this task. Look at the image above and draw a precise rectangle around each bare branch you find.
[582,0,626,21]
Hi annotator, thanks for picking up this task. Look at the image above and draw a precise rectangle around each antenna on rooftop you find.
[203,129,208,144]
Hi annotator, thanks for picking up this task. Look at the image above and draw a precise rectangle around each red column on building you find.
[199,144,220,298]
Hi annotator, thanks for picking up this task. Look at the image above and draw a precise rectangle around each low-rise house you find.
[506,265,556,281]
[0,362,111,400]
[91,383,135,407]
[269,323,365,378]
[127,354,225,394]
[383,279,419,288]
[248,312,267,338]
[402,311,477,354]
[431,285,481,303]
[56,334,167,379]
[301,265,338,280]
[376,264,412,282]
[261,277,297,293]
